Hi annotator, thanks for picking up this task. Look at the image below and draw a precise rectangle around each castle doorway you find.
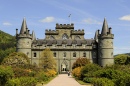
[61,63,67,72]
[61,59,68,73]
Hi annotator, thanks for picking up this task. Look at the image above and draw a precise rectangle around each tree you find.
[114,54,130,65]
[72,57,90,69]
[1,52,30,67]
[39,48,56,72]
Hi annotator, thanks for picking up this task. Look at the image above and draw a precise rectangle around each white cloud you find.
[39,17,55,23]
[3,22,12,26]
[119,15,130,21]
[82,18,102,25]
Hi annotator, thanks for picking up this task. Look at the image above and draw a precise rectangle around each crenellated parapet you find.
[56,23,74,29]
[45,29,59,35]
[71,29,84,35]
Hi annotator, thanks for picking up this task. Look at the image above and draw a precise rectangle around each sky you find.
[0,0,130,55]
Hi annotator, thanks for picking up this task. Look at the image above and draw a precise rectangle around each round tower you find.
[16,18,32,59]
[98,18,114,67]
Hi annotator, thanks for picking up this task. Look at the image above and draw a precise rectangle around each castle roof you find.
[32,39,94,46]
[101,18,108,35]
[20,18,27,34]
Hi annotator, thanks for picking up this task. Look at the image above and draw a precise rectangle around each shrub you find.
[13,67,34,77]
[19,77,37,86]
[0,65,14,86]
[5,78,20,86]
[72,57,90,69]
[92,78,115,86]
[72,67,82,79]
[81,64,101,79]
[83,77,93,83]
[45,69,57,77]
[36,71,49,82]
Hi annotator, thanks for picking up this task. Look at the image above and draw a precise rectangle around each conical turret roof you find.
[32,30,36,40]
[101,18,108,35]
[20,18,27,34]
[94,30,98,42]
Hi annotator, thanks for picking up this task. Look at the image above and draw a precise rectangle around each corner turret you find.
[98,18,114,67]
[16,18,32,59]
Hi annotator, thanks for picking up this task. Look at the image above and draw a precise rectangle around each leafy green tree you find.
[72,57,90,69]
[39,48,56,72]
[1,52,30,67]
[114,54,130,65]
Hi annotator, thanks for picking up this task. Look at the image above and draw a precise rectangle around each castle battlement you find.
[56,23,74,29]
[45,29,59,35]
[71,29,84,35]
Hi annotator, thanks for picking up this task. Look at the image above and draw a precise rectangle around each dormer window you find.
[62,33,69,39]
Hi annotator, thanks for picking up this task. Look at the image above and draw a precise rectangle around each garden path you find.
[37,74,92,86]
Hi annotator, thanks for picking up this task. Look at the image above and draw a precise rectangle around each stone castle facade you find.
[16,18,114,73]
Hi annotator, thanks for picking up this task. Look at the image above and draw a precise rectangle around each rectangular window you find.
[83,52,86,57]
[54,52,56,57]
[34,53,36,57]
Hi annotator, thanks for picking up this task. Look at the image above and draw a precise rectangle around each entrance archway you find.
[61,59,68,73]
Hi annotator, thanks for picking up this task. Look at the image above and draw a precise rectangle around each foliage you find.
[6,77,37,86]
[2,52,30,67]
[92,78,115,86]
[39,48,56,72]
[72,67,82,79]
[0,30,16,63]
[72,57,90,69]
[45,69,57,77]
[0,65,14,86]
[36,71,49,82]
[81,63,101,80]
[114,54,130,65]
[5,78,20,86]
[19,77,37,86]
[13,67,36,77]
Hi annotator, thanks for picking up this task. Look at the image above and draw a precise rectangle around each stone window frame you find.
[83,51,86,57]
[73,52,76,57]
[53,52,56,57]
[62,33,69,39]
[63,52,66,58]
[34,52,37,57]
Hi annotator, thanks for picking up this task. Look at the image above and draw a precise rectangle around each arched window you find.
[34,52,36,57]
[73,52,76,57]
[62,33,69,39]
[50,35,55,39]
[75,36,80,39]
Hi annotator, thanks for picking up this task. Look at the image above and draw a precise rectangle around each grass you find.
[76,79,93,86]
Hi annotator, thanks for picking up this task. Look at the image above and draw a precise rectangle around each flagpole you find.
[69,14,71,24]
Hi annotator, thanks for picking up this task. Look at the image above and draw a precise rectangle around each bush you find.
[36,72,49,82]
[72,67,82,79]
[0,65,14,86]
[13,67,35,77]
[92,78,115,86]
[81,64,101,79]
[45,69,57,77]
[72,57,90,69]
[83,77,93,83]
[19,77,37,86]
[5,78,20,86]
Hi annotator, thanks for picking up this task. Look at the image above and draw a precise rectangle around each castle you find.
[16,18,114,73]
